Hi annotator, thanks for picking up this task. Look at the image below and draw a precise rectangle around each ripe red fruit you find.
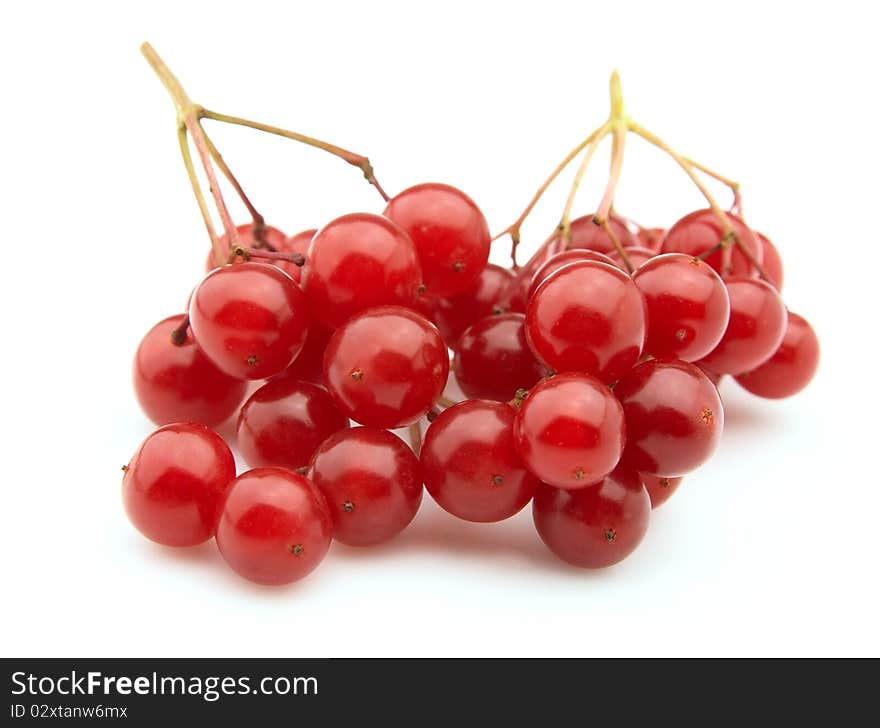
[660,209,763,277]
[453,313,545,402]
[302,212,422,329]
[308,427,422,546]
[640,473,683,509]
[735,312,819,399]
[699,277,788,375]
[237,379,349,470]
[755,232,784,290]
[216,467,332,585]
[189,262,311,380]
[122,423,236,547]
[272,322,334,387]
[632,253,731,362]
[133,314,247,426]
[609,245,655,272]
[384,182,491,297]
[637,227,665,251]
[532,468,650,568]
[527,249,617,301]
[324,306,449,428]
[431,263,514,346]
[524,261,646,383]
[615,359,723,477]
[513,372,626,489]
[421,400,539,522]
[278,228,317,283]
[568,214,637,253]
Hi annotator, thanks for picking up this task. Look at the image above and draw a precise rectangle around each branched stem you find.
[231,246,305,266]
[558,124,610,243]
[177,127,225,264]
[599,218,633,273]
[200,109,390,202]
[595,125,627,225]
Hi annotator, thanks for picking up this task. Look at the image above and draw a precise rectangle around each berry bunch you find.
[123,46,819,585]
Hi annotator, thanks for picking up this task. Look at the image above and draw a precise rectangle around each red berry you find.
[278,228,317,283]
[308,427,422,546]
[699,277,788,375]
[524,261,646,383]
[421,400,539,522]
[272,322,334,387]
[527,249,617,301]
[513,372,626,489]
[216,467,332,585]
[189,262,311,380]
[615,359,723,477]
[453,313,545,402]
[122,423,236,547]
[532,468,650,568]
[637,227,665,251]
[755,232,784,290]
[568,214,636,253]
[302,212,422,329]
[133,314,247,427]
[237,379,349,470]
[609,245,655,272]
[660,209,763,277]
[735,312,819,399]
[632,253,731,362]
[432,264,514,345]
[640,473,683,509]
[324,306,449,428]
[384,182,491,297]
[206,223,291,273]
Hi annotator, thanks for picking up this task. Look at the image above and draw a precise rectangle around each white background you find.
[2,1,878,657]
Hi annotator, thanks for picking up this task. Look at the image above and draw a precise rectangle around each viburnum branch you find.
[169,314,190,346]
[494,122,610,267]
[558,123,610,244]
[201,130,272,248]
[230,246,305,266]
[437,396,459,408]
[141,42,241,264]
[176,127,226,265]
[682,156,741,211]
[199,109,390,202]
[594,124,627,225]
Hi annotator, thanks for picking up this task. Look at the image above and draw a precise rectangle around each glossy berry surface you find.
[308,427,422,546]
[532,468,650,568]
[660,209,763,277]
[384,182,491,297]
[206,222,288,272]
[632,253,731,361]
[756,232,784,290]
[189,262,311,380]
[615,359,723,477]
[272,322,333,386]
[431,263,514,346]
[609,245,655,272]
[513,372,626,489]
[324,306,448,428]
[638,227,665,251]
[699,277,788,375]
[237,379,349,470]
[133,314,247,427]
[453,313,545,402]
[122,423,236,547]
[421,400,539,523]
[640,473,683,509]
[524,261,646,383]
[216,467,332,585]
[302,212,422,329]
[735,312,819,399]
[568,214,637,253]
[527,249,617,301]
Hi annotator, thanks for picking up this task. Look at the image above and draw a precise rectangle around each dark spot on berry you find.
[675,328,687,341]
[492,474,504,486]
[660,478,670,488]
[247,354,260,367]
[342,500,355,513]
[121,464,128,473]
[701,408,714,425]
[604,528,617,543]
[288,544,304,557]
[295,466,309,476]
[452,261,465,272]
[689,257,702,267]
[351,368,364,381]
[417,284,427,295]
[573,467,585,480]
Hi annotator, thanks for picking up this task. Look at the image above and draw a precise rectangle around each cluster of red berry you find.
[123,47,819,585]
